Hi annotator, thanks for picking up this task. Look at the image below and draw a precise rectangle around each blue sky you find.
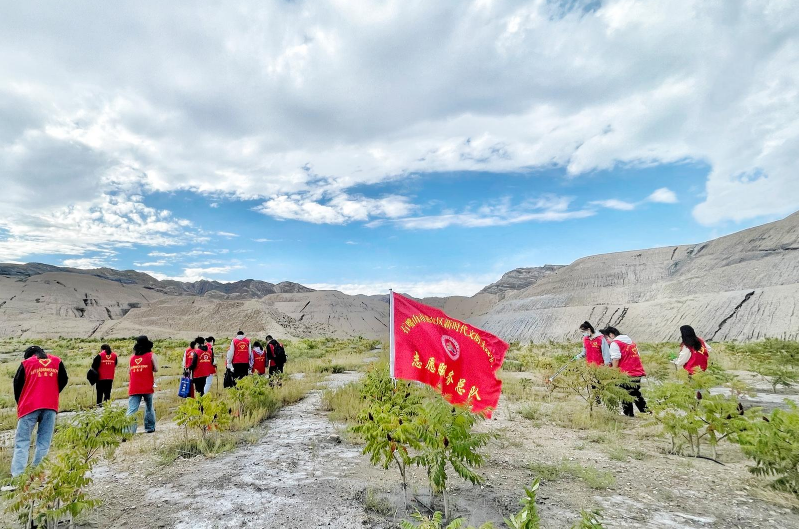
[0,1,797,296]
[17,160,791,296]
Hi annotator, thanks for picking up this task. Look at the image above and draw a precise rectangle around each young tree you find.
[736,401,799,494]
[553,363,634,416]
[352,366,423,507]
[5,406,134,528]
[503,479,541,529]
[413,400,492,520]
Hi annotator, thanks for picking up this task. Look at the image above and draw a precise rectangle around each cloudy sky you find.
[0,0,797,297]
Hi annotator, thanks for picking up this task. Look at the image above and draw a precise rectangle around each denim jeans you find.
[204,374,214,394]
[11,409,57,477]
[126,394,156,433]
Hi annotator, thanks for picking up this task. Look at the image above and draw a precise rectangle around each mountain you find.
[472,212,799,343]
[0,213,797,342]
[479,265,565,298]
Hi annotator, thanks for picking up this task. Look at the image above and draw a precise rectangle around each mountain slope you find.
[0,213,796,342]
[472,213,799,343]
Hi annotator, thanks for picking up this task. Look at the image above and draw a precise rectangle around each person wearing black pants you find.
[621,378,648,417]
[92,344,118,406]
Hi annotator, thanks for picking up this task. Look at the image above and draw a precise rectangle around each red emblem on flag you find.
[390,292,508,417]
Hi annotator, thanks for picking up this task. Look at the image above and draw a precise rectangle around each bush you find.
[552,363,634,416]
[504,479,541,529]
[4,406,134,528]
[414,399,492,519]
[646,371,758,459]
[736,401,799,494]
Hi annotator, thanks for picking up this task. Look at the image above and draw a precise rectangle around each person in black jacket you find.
[266,335,287,375]
[91,344,118,405]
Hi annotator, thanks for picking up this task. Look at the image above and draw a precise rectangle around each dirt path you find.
[89,372,377,528]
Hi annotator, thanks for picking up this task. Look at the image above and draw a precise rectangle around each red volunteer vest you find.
[232,337,250,364]
[683,339,709,374]
[208,345,216,373]
[98,351,117,380]
[252,350,266,374]
[18,355,61,418]
[193,348,215,378]
[184,348,197,370]
[614,340,646,377]
[583,335,604,366]
[129,352,155,395]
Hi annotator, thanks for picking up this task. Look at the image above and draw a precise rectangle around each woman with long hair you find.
[674,325,710,374]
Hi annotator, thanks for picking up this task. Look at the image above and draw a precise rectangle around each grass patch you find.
[322,381,365,423]
[518,403,543,424]
[157,433,245,464]
[527,460,615,489]
[362,487,395,516]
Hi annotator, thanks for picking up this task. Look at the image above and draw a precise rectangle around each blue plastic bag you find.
[178,376,192,398]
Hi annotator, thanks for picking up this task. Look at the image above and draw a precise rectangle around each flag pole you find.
[389,288,395,382]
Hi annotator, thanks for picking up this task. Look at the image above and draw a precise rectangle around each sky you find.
[0,0,797,297]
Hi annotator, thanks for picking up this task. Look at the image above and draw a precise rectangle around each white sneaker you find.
[1,485,17,492]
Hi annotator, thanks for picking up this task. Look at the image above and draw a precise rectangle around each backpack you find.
[272,341,287,364]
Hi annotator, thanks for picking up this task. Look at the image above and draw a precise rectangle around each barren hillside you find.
[0,213,796,342]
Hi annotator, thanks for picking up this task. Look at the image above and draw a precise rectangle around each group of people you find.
[9,331,287,478]
[576,322,709,417]
[9,323,704,479]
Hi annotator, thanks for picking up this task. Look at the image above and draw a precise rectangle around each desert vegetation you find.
[0,337,796,527]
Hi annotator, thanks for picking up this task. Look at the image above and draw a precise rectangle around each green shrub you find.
[646,371,758,459]
[503,479,541,529]
[552,363,634,416]
[736,401,799,494]
[571,509,605,528]
[4,406,134,528]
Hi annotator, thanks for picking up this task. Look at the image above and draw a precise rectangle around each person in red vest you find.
[266,335,286,375]
[183,340,196,372]
[601,327,649,417]
[577,321,610,366]
[91,344,118,405]
[126,335,158,433]
[204,336,217,394]
[226,331,252,380]
[182,340,198,398]
[251,341,267,375]
[192,338,215,396]
[673,325,710,374]
[11,346,69,477]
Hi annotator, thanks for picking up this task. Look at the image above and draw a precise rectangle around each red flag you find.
[390,292,508,417]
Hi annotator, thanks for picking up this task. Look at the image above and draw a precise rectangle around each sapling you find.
[552,363,634,417]
[736,400,799,494]
[646,371,758,460]
[503,479,541,529]
[5,406,134,528]
[413,399,491,520]
[352,366,422,507]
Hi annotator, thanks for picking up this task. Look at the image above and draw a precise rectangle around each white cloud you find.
[375,196,594,229]
[0,194,196,260]
[0,0,795,236]
[62,257,108,269]
[591,187,679,211]
[646,187,678,204]
[252,238,281,243]
[216,231,238,238]
[140,265,244,283]
[132,260,168,267]
[308,274,498,297]
[257,193,415,225]
[589,199,636,211]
